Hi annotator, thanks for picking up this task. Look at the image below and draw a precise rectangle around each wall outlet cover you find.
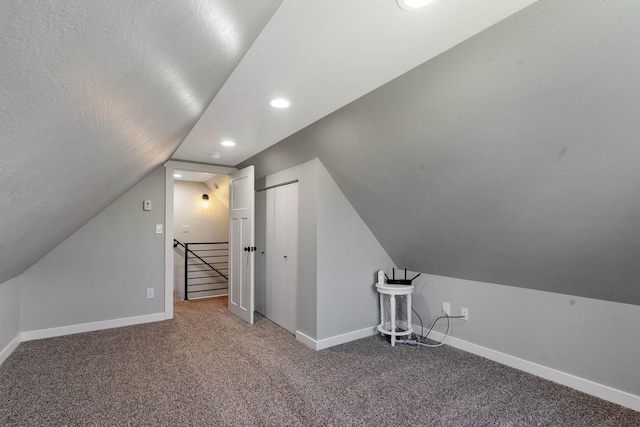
[443,302,451,316]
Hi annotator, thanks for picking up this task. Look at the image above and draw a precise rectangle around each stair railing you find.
[174,239,229,300]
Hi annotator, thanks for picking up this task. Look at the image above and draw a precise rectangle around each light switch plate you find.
[156,224,163,234]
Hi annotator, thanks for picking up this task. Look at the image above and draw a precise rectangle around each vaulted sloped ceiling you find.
[4,0,639,307]
[0,0,282,284]
[241,0,640,305]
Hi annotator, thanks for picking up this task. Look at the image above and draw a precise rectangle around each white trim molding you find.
[163,160,237,175]
[164,164,175,320]
[2,313,167,366]
[416,326,640,413]
[163,160,238,321]
[21,313,166,342]
[296,326,378,350]
[0,334,21,366]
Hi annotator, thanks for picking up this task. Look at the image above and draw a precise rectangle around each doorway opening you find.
[172,171,229,301]
[163,161,237,319]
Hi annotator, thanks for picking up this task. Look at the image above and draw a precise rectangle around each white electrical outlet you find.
[143,200,152,211]
[155,224,163,234]
[461,307,469,321]
[442,302,450,316]
[147,288,154,299]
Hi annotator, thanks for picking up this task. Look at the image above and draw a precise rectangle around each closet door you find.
[254,190,267,315]
[265,182,298,333]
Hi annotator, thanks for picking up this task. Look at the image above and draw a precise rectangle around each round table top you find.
[375,282,414,294]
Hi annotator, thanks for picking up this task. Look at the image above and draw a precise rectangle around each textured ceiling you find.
[5,0,638,307]
[0,0,282,284]
[0,0,537,286]
[241,0,640,305]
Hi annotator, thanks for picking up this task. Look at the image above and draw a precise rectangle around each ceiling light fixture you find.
[221,140,236,147]
[209,152,221,159]
[270,98,290,108]
[173,173,182,178]
[397,0,434,11]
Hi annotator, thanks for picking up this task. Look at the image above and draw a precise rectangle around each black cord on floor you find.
[389,295,466,348]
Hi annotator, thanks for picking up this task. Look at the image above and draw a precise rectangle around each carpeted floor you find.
[1,296,638,426]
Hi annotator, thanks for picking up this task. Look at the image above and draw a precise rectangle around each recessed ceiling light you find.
[173,173,182,178]
[270,98,290,108]
[397,0,434,11]
[209,152,221,159]
[221,140,235,147]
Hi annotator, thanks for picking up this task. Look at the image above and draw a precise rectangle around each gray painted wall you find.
[253,154,640,396]
[0,277,20,359]
[411,272,640,397]
[256,159,395,341]
[20,167,165,331]
[240,0,640,306]
[316,162,395,340]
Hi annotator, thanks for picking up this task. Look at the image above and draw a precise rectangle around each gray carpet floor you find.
[1,296,639,426]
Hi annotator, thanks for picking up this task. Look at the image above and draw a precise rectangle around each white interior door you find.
[265,182,298,333]
[228,165,254,324]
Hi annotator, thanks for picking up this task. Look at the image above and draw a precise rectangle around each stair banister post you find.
[184,243,189,300]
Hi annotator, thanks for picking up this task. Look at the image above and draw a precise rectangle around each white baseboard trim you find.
[0,334,21,366]
[295,331,316,349]
[416,326,640,413]
[189,293,228,300]
[296,326,378,351]
[21,312,166,342]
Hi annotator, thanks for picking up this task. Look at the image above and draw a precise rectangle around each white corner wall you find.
[410,273,640,411]
[315,162,395,341]
[20,166,166,336]
[0,276,20,365]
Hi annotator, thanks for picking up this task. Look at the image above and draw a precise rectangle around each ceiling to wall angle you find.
[172,0,539,166]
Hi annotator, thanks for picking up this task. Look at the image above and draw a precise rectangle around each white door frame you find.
[163,160,237,319]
